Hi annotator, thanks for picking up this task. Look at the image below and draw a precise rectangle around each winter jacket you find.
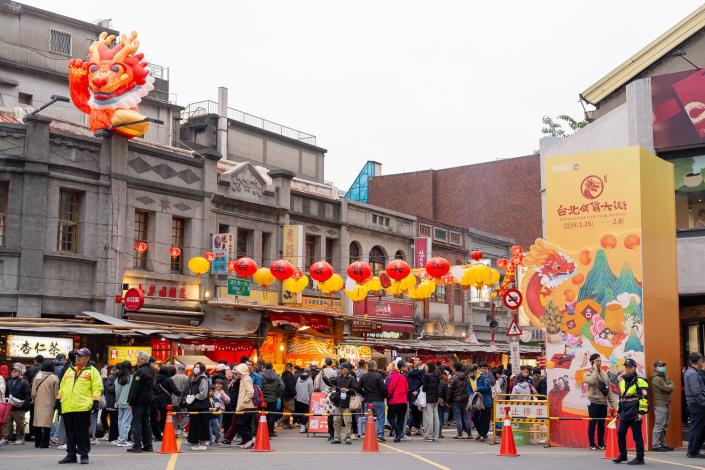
[114,376,132,408]
[407,369,425,394]
[187,374,210,411]
[332,372,358,409]
[585,366,616,407]
[155,372,179,409]
[474,372,494,408]
[58,365,103,414]
[685,366,705,408]
[385,371,409,405]
[421,372,441,404]
[314,366,337,392]
[651,370,674,407]
[618,373,649,421]
[211,371,227,384]
[104,374,117,409]
[127,363,155,407]
[295,376,314,404]
[211,389,231,412]
[237,374,255,411]
[262,369,285,404]
[26,364,41,385]
[438,376,449,407]
[5,375,30,411]
[282,370,297,399]
[31,371,59,427]
[447,371,470,404]
[359,369,386,403]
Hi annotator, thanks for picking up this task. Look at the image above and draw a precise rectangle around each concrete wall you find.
[677,234,705,295]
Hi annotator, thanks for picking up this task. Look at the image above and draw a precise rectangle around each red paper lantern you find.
[470,249,483,262]
[270,259,294,281]
[292,268,305,280]
[234,257,258,277]
[496,257,508,270]
[425,256,450,278]
[168,246,182,259]
[511,243,524,257]
[309,261,334,283]
[204,251,216,262]
[385,259,410,281]
[347,261,372,284]
[134,240,148,254]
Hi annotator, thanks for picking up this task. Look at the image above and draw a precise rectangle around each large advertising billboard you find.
[653,69,705,150]
[521,147,680,447]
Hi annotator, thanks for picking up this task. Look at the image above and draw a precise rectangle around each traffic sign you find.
[506,319,523,337]
[227,277,251,296]
[502,288,523,310]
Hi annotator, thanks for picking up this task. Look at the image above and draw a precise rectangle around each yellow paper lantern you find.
[284,275,309,294]
[322,273,344,293]
[345,284,368,302]
[415,279,436,299]
[460,268,474,287]
[400,275,417,291]
[187,256,210,275]
[385,280,405,296]
[489,268,500,285]
[365,276,382,292]
[252,267,276,288]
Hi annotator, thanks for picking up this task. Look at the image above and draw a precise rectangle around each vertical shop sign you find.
[283,225,304,268]
[414,237,432,268]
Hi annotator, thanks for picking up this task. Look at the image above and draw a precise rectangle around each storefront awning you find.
[381,322,415,334]
[200,306,261,335]
[341,338,542,354]
[269,312,331,331]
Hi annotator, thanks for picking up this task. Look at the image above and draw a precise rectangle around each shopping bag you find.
[0,402,11,425]
[414,389,427,408]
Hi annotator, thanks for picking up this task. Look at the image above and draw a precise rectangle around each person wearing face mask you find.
[185,362,210,451]
[295,368,314,433]
[650,360,674,452]
[126,351,155,454]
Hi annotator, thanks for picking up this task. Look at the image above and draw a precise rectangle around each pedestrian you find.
[684,352,705,458]
[154,365,179,440]
[26,354,44,443]
[585,353,617,450]
[421,362,440,441]
[220,366,241,445]
[100,365,118,444]
[234,363,256,449]
[126,351,155,453]
[31,359,59,448]
[57,348,103,465]
[221,366,236,435]
[113,361,132,448]
[493,368,508,396]
[171,364,190,436]
[211,363,227,384]
[385,362,409,442]
[359,359,387,441]
[295,368,313,433]
[54,354,67,376]
[185,362,210,451]
[437,366,450,438]
[279,363,297,429]
[355,360,367,379]
[315,357,338,441]
[0,363,30,445]
[331,362,358,445]
[650,360,674,452]
[0,369,5,400]
[510,374,537,400]
[447,361,471,439]
[261,362,284,437]
[509,365,534,393]
[613,358,648,465]
[209,380,230,445]
[406,361,425,436]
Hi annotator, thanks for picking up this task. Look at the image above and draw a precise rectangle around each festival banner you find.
[308,392,330,434]
[521,147,679,447]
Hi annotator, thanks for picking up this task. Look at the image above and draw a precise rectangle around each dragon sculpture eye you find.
[111,64,122,73]
[89,65,98,73]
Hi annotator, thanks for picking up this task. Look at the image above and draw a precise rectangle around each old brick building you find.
[367,155,542,248]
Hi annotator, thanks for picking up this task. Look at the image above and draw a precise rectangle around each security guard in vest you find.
[613,358,649,465]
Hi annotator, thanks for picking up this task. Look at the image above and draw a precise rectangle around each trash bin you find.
[512,422,531,445]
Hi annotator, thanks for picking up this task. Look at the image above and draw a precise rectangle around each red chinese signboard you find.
[124,288,144,312]
[414,237,431,269]
[652,69,705,150]
[353,299,414,321]
[269,313,331,331]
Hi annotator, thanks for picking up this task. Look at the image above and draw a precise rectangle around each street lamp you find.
[23,94,70,120]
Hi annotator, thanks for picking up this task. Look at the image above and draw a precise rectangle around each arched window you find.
[349,241,361,264]
[394,250,406,261]
[369,246,387,275]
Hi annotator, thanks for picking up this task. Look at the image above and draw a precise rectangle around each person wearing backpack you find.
[472,362,493,442]
[261,363,284,438]
[585,353,617,450]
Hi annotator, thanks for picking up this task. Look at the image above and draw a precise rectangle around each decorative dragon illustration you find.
[68,31,154,138]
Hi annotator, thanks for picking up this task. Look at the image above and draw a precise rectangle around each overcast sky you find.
[24,0,705,189]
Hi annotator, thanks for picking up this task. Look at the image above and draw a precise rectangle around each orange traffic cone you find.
[603,415,619,460]
[252,407,272,452]
[160,405,180,454]
[362,405,379,453]
[498,407,519,457]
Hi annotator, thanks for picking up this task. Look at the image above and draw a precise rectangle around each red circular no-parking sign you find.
[124,288,145,312]
[502,288,523,311]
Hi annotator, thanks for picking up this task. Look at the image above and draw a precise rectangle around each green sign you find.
[227,277,251,296]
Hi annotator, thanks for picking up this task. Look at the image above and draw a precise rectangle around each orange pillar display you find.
[520,147,681,448]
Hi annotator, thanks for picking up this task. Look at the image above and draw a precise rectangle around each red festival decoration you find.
[425,257,450,278]
[347,261,372,284]
[134,240,148,254]
[270,259,294,281]
[309,261,334,283]
[470,249,483,262]
[385,259,411,281]
[233,257,258,277]
[123,288,144,312]
[168,246,182,260]
[203,251,216,262]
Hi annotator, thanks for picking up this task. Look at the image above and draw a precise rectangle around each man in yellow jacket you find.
[613,358,649,466]
[57,348,103,465]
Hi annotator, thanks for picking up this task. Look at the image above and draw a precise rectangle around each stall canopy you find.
[200,306,261,335]
[341,338,542,354]
[174,355,218,369]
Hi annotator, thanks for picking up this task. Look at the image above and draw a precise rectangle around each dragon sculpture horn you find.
[113,31,140,63]
[88,32,116,64]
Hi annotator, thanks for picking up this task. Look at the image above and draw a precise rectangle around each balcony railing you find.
[181,100,316,146]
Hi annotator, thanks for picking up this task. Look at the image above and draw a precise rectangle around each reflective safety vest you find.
[58,364,103,414]
[618,375,649,419]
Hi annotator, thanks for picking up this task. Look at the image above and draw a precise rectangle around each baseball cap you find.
[76,347,91,357]
[654,360,667,367]
[624,358,637,368]
[216,363,227,371]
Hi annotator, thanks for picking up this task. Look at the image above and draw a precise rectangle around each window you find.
[261,232,272,266]
[372,214,378,224]
[171,218,184,272]
[432,285,447,303]
[50,30,72,56]
[18,93,32,106]
[449,231,461,245]
[134,211,148,269]
[237,229,252,258]
[369,246,386,275]
[218,223,229,234]
[384,217,390,227]
[325,238,334,265]
[305,235,317,268]
[0,182,7,246]
[419,224,431,237]
[57,189,80,253]
[434,228,447,241]
[394,250,405,260]
[349,242,361,264]
[669,154,705,230]
[454,288,464,306]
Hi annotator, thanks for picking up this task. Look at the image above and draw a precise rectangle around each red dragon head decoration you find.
[68,31,154,138]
